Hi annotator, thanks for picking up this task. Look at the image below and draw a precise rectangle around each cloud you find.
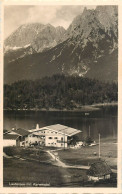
[4,5,96,39]
[26,6,61,24]
[4,5,33,38]
[51,6,84,28]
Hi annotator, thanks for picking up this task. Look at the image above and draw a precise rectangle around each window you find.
[61,137,63,141]
[54,137,58,139]
[48,137,52,139]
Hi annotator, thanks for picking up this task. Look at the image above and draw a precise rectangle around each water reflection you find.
[4,105,117,141]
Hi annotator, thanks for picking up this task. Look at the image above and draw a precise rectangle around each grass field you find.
[56,139,117,169]
[3,145,117,187]
[3,147,50,162]
[4,157,116,187]
[4,157,64,187]
[3,147,88,187]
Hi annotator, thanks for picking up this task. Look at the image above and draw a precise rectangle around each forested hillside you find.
[4,75,117,110]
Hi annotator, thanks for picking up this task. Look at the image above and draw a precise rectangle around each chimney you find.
[83,7,87,13]
[36,124,39,130]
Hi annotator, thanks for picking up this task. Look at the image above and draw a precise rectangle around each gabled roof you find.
[13,128,30,136]
[3,134,19,140]
[29,128,41,133]
[87,160,112,177]
[29,124,81,136]
[46,124,81,136]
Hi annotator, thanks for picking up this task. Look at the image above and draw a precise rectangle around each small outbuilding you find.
[3,133,19,147]
[87,160,112,182]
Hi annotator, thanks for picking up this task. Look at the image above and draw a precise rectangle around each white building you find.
[13,128,41,147]
[3,124,81,148]
[29,124,81,148]
[3,133,19,147]
[3,128,41,147]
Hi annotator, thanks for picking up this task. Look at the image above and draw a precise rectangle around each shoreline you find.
[4,102,118,112]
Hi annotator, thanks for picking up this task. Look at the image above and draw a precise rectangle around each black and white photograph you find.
[3,4,118,187]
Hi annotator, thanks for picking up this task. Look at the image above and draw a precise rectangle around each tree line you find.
[4,74,118,110]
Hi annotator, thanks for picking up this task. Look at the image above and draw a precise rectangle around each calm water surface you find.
[4,106,117,141]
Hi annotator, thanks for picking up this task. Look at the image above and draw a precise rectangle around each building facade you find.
[3,134,19,147]
[3,124,81,148]
[29,124,81,148]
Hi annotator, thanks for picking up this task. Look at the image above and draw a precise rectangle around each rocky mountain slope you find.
[4,6,118,84]
[4,23,66,53]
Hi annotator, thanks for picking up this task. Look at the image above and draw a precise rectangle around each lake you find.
[4,105,117,141]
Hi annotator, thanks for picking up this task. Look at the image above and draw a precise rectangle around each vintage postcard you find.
[0,0,122,193]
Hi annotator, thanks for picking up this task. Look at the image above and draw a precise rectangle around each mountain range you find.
[4,5,118,84]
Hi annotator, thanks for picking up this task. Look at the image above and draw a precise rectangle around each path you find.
[47,150,89,169]
[46,150,67,167]
[46,150,117,173]
[3,152,12,159]
[3,151,117,173]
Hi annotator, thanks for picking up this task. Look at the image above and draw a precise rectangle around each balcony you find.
[57,140,67,143]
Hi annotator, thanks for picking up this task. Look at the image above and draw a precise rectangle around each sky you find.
[4,5,96,39]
